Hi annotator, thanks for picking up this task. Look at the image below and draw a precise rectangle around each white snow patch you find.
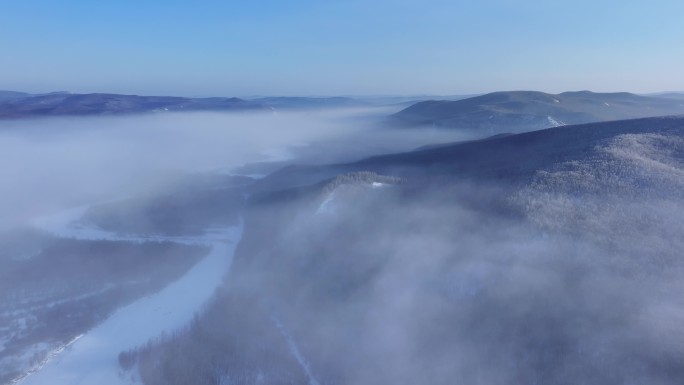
[553,98,560,103]
[316,181,392,215]
[315,192,338,215]
[546,116,565,127]
[604,102,611,106]
[3,285,131,319]
[10,336,83,385]
[272,316,320,385]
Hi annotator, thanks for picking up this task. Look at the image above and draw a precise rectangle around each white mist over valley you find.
[3,1,684,384]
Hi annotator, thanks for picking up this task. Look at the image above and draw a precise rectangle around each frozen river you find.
[17,209,243,385]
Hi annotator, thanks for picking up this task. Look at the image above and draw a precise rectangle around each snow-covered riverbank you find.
[16,209,244,385]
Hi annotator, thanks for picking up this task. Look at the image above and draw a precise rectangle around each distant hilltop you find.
[390,90,684,134]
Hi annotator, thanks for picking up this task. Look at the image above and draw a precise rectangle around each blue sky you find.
[1,0,683,96]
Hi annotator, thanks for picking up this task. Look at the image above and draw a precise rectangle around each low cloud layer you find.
[0,108,471,229]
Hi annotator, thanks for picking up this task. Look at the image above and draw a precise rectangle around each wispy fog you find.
[0,108,471,230]
[3,105,684,384]
[182,130,683,385]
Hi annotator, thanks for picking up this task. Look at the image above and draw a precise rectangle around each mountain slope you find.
[133,115,684,385]
[251,115,684,195]
[391,90,684,134]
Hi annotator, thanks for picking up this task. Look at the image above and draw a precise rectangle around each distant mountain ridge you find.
[0,91,418,118]
[0,92,268,118]
[4,89,684,123]
[652,92,684,100]
[391,90,684,134]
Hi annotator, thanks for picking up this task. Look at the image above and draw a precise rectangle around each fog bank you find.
[0,108,470,230]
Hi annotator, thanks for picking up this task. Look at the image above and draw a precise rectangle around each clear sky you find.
[1,0,683,96]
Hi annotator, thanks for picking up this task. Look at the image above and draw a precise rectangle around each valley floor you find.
[13,209,243,385]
